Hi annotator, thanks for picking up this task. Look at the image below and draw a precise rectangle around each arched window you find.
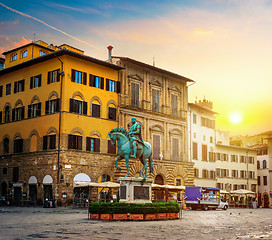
[21,50,27,58]
[86,134,100,152]
[45,95,60,114]
[263,160,267,169]
[13,102,25,121]
[13,137,23,153]
[4,106,10,123]
[3,138,9,153]
[92,100,101,118]
[11,53,17,61]
[70,95,87,115]
[28,98,41,118]
[108,104,116,120]
[257,161,260,169]
[30,134,37,152]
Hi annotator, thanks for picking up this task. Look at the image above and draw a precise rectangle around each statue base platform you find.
[118,177,153,203]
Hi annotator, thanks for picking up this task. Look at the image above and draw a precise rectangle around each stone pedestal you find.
[118,177,153,203]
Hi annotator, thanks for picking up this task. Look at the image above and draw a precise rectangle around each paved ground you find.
[0,207,271,240]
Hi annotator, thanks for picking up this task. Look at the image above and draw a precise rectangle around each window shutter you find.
[47,71,51,84]
[83,72,87,85]
[30,77,34,89]
[0,111,2,123]
[92,104,100,118]
[83,101,87,115]
[71,69,75,82]
[68,134,73,149]
[100,77,104,89]
[107,78,111,91]
[38,75,41,87]
[49,135,56,149]
[109,107,116,120]
[21,107,25,119]
[22,79,25,91]
[108,139,116,154]
[45,101,49,114]
[94,138,100,152]
[77,136,82,150]
[116,81,121,93]
[56,98,60,112]
[69,99,74,113]
[19,139,23,152]
[37,102,41,116]
[28,105,32,118]
[14,82,18,93]
[12,108,15,121]
[56,69,60,82]
[43,136,48,150]
[86,137,91,151]
[89,74,94,86]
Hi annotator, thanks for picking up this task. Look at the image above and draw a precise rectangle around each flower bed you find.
[89,202,180,221]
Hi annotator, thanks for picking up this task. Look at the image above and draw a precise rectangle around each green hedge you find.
[89,202,180,214]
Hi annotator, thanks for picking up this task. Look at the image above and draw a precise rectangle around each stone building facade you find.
[112,56,195,200]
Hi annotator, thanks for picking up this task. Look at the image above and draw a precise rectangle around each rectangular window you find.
[39,50,47,56]
[86,137,100,152]
[171,94,178,116]
[108,139,116,154]
[153,134,160,159]
[193,114,197,124]
[13,167,19,182]
[152,89,160,112]
[71,69,87,85]
[263,176,267,185]
[108,107,116,120]
[202,144,207,161]
[30,75,41,89]
[210,170,215,179]
[240,156,245,163]
[90,75,104,89]
[47,69,60,84]
[0,86,2,97]
[202,169,208,178]
[92,103,101,118]
[258,176,260,185]
[131,82,140,107]
[68,134,82,150]
[14,79,25,93]
[6,83,11,95]
[13,139,23,153]
[209,152,214,162]
[194,168,199,178]
[172,138,179,161]
[192,142,198,160]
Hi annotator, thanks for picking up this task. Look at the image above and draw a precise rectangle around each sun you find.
[229,112,243,125]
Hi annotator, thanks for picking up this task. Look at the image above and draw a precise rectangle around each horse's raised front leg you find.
[124,154,129,177]
[115,156,123,171]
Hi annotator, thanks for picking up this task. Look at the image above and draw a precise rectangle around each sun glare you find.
[229,112,242,125]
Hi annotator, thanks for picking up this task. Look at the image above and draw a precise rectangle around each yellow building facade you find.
[0,41,122,205]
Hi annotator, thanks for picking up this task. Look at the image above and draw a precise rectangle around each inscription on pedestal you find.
[134,186,149,200]
[120,185,127,199]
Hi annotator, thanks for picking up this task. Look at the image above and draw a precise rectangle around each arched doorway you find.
[73,173,91,207]
[263,193,269,208]
[43,175,53,202]
[28,176,37,205]
[154,175,164,202]
[1,181,8,197]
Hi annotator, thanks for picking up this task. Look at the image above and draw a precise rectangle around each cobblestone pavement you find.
[0,207,271,240]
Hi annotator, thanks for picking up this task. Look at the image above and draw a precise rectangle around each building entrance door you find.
[154,175,164,202]
[263,194,269,208]
[43,185,53,201]
[14,187,22,205]
[29,185,37,205]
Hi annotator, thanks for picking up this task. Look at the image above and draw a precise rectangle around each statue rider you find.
[128,117,145,158]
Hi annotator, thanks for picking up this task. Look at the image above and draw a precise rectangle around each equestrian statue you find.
[108,117,153,181]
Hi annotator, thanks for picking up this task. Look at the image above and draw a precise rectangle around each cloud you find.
[0,2,98,50]
[0,36,32,56]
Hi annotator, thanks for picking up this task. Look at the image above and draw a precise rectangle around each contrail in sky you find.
[0,2,99,50]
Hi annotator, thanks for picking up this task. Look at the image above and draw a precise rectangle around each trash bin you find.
[252,202,257,209]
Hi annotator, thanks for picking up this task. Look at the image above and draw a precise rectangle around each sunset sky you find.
[1,0,272,136]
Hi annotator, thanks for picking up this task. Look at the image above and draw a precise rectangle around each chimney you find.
[107,45,113,62]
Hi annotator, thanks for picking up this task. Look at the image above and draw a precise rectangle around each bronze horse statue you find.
[108,127,153,181]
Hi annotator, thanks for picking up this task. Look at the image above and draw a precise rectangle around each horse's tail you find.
[149,151,154,174]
